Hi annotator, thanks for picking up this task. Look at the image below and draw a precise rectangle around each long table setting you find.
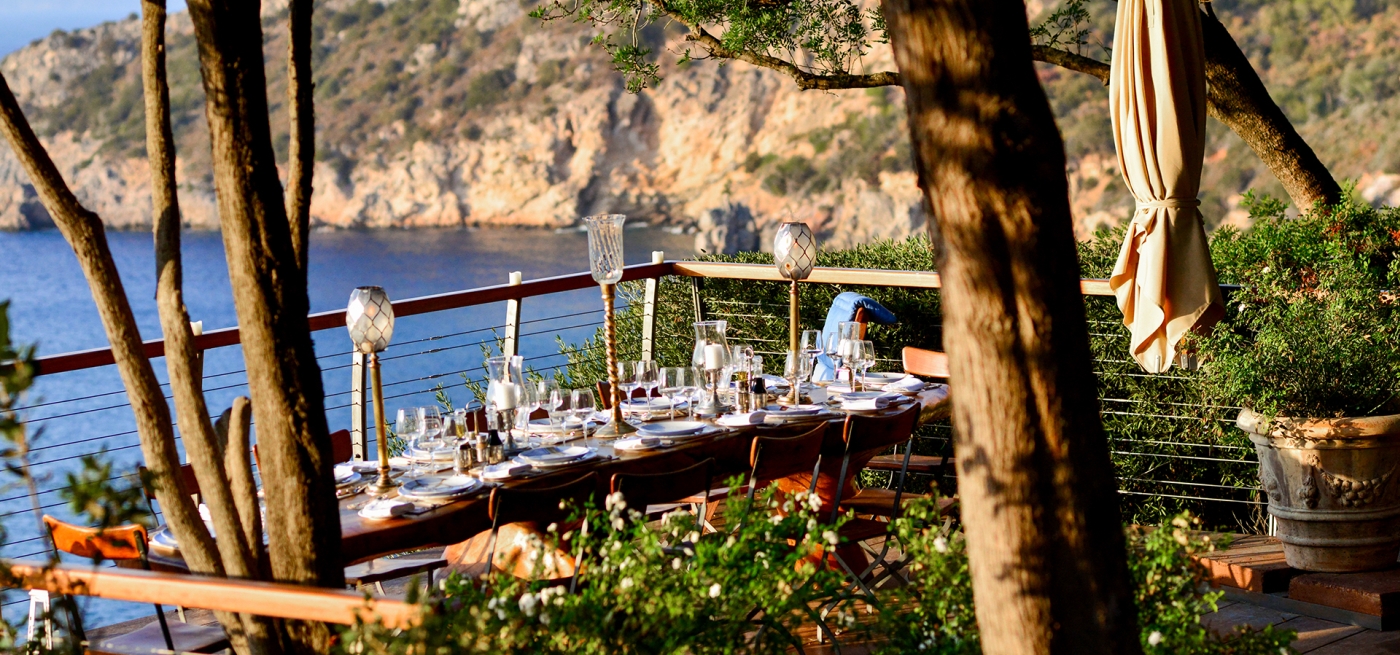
[145,214,953,578]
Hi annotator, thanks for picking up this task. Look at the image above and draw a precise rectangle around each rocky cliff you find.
[0,0,923,252]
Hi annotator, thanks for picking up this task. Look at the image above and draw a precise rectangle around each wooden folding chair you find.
[485,471,600,589]
[39,516,230,655]
[610,458,714,531]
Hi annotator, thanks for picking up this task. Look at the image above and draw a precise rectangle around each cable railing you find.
[1,257,1264,622]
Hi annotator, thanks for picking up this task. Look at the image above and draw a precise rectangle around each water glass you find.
[783,351,810,402]
[572,388,597,445]
[547,385,571,428]
[617,360,640,406]
[660,367,685,419]
[396,408,421,478]
[854,340,876,388]
[636,360,660,400]
[679,367,702,414]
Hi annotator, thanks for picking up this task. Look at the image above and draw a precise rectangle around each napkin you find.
[481,462,532,481]
[886,376,926,393]
[359,498,412,520]
[334,463,356,482]
[716,411,767,427]
[841,394,900,411]
[614,436,662,451]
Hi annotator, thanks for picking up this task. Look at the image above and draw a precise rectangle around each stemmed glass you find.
[537,379,560,423]
[545,389,574,445]
[783,351,810,404]
[679,367,702,416]
[801,329,823,370]
[396,408,422,478]
[849,341,874,389]
[617,360,640,409]
[660,367,685,419]
[572,388,597,445]
[824,333,848,386]
[417,406,443,475]
[636,360,659,402]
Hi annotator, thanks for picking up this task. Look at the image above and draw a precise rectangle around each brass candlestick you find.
[346,286,397,496]
[595,283,637,437]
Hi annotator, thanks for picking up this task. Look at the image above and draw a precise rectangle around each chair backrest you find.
[489,471,600,528]
[852,307,872,340]
[596,381,649,410]
[749,423,827,488]
[43,515,148,562]
[902,347,950,379]
[610,458,714,513]
[842,403,921,455]
[139,463,202,504]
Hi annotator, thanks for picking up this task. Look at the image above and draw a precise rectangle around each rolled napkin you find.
[841,394,901,411]
[614,435,662,451]
[886,376,926,393]
[359,497,413,520]
[716,411,768,427]
[481,461,532,481]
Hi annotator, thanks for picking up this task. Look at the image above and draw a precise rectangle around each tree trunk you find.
[140,3,276,652]
[1198,9,1341,210]
[185,1,343,651]
[286,0,314,273]
[881,1,1141,653]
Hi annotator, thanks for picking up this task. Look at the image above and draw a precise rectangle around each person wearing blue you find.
[811,292,897,381]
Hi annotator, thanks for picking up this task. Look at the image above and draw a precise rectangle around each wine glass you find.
[572,388,597,446]
[417,406,444,475]
[801,329,823,370]
[545,389,573,445]
[636,360,660,403]
[396,408,422,478]
[660,367,685,419]
[783,351,810,404]
[680,366,702,416]
[617,360,640,409]
[823,332,847,386]
[854,340,876,389]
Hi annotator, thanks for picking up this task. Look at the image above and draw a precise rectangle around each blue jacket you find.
[812,292,897,381]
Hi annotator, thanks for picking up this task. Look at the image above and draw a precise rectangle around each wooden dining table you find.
[152,385,950,578]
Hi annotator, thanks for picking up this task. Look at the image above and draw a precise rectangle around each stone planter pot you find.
[1239,408,1400,572]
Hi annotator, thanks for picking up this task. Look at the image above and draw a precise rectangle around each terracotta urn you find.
[1238,408,1400,572]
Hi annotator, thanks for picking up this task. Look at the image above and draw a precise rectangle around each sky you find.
[0,1,186,57]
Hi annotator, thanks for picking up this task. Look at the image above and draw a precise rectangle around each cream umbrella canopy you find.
[1108,0,1224,373]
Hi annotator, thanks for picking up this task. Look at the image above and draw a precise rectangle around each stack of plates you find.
[407,444,457,462]
[614,435,663,452]
[621,398,684,414]
[517,445,597,468]
[397,474,482,502]
[761,404,830,424]
[861,372,911,387]
[638,421,708,438]
[334,464,362,487]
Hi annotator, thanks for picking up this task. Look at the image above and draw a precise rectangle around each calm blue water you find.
[0,225,693,628]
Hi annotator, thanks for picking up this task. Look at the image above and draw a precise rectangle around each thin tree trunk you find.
[0,69,231,590]
[139,3,276,652]
[185,1,343,651]
[882,0,1140,653]
[286,0,313,273]
[1198,8,1341,209]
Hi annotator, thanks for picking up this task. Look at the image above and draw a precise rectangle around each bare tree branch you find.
[286,0,313,273]
[1031,45,1109,83]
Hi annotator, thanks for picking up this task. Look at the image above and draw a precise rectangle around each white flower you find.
[687,531,701,544]
[546,522,558,533]
[823,530,839,546]
[621,577,634,590]
[1148,631,1162,646]
[933,537,949,554]
[769,514,784,525]
[1261,266,1270,274]
[605,491,627,512]
[612,516,626,531]
[672,558,683,570]
[708,583,722,598]
[806,518,818,533]
[807,494,823,512]
[540,613,551,625]
[518,593,539,616]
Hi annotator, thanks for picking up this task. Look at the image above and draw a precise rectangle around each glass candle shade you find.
[346,286,394,353]
[774,222,816,281]
[583,214,626,285]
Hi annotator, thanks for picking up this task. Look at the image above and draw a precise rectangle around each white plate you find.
[614,436,663,451]
[838,391,886,401]
[336,471,363,487]
[518,445,592,465]
[621,398,680,411]
[398,474,481,498]
[527,451,600,468]
[863,372,911,384]
[638,421,707,437]
[762,404,824,416]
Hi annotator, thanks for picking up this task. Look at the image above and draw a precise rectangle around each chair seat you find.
[87,619,229,655]
[838,488,957,519]
[837,517,893,543]
[345,557,448,586]
[864,455,953,475]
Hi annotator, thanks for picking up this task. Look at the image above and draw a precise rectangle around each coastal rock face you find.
[0,1,925,251]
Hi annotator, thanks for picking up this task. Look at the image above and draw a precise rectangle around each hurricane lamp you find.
[774,222,815,402]
[583,214,637,437]
[346,286,398,496]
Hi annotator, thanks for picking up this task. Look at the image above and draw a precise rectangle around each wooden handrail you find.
[19,259,1171,378]
[4,560,418,629]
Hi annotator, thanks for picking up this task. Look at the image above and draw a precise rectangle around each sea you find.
[0,225,694,629]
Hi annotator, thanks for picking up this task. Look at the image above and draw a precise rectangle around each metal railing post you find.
[641,251,663,361]
[350,351,367,460]
[691,276,706,324]
[504,271,523,356]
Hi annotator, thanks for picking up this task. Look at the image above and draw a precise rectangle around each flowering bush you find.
[340,478,854,653]
[870,499,1296,654]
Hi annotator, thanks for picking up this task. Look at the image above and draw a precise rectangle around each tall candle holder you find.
[346,286,397,496]
[774,222,815,403]
[584,214,638,437]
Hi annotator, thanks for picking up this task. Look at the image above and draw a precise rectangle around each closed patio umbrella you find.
[1108,0,1224,373]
